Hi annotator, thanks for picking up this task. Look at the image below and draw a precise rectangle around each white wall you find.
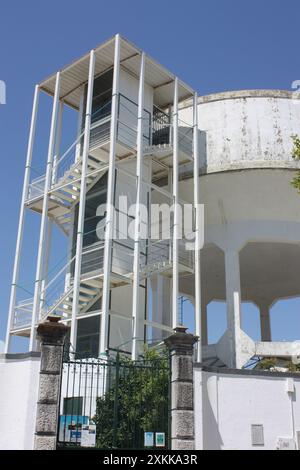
[194,368,300,450]
[0,354,40,450]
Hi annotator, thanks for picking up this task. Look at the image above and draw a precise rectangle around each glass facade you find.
[72,172,108,276]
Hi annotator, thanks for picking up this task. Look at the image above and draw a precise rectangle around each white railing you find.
[142,238,194,273]
[146,239,170,267]
[53,132,84,184]
[27,174,46,200]
[39,254,76,319]
[13,298,34,329]
[81,242,105,275]
[26,101,112,203]
[177,239,195,270]
[25,96,194,205]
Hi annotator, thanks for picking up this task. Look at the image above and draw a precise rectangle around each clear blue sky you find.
[1,0,300,348]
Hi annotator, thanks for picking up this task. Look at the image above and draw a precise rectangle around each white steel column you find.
[99,35,121,356]
[40,220,53,314]
[52,101,63,185]
[225,250,242,368]
[201,299,208,346]
[193,92,202,362]
[132,52,145,360]
[172,78,179,328]
[41,101,63,310]
[75,89,84,162]
[70,50,95,349]
[5,85,40,353]
[30,73,61,351]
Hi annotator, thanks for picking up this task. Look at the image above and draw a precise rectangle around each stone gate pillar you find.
[164,326,198,450]
[34,316,69,450]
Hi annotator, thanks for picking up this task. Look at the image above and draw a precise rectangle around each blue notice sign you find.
[144,432,154,447]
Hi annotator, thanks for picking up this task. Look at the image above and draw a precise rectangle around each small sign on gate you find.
[81,424,96,447]
[144,432,154,447]
[155,432,165,447]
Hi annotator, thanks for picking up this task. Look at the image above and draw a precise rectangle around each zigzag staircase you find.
[42,275,102,321]
[49,153,108,236]
[27,108,110,236]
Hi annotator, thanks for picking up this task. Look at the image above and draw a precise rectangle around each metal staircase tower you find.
[5,35,201,361]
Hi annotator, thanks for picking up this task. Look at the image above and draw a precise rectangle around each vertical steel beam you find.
[132,52,145,360]
[30,73,61,351]
[193,92,202,362]
[51,101,63,185]
[39,220,53,315]
[5,85,40,353]
[172,78,179,328]
[41,101,63,312]
[75,88,84,162]
[99,34,121,356]
[70,50,95,349]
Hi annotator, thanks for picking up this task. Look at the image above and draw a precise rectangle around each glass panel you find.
[63,397,83,416]
[76,315,100,358]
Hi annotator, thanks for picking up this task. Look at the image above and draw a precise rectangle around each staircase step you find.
[89,154,104,162]
[58,307,73,315]
[79,285,98,295]
[61,186,79,196]
[87,160,99,170]
[55,192,74,203]
[65,294,94,303]
[83,278,101,288]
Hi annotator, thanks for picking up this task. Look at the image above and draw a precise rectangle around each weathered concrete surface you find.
[34,317,69,450]
[179,90,300,174]
[165,327,198,450]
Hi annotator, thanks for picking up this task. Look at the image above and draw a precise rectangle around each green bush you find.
[94,348,169,449]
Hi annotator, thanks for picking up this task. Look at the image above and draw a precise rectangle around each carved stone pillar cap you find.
[36,315,69,344]
[164,325,198,353]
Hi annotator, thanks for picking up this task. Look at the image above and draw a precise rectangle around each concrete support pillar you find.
[259,303,272,342]
[225,250,242,368]
[164,326,198,450]
[34,317,69,450]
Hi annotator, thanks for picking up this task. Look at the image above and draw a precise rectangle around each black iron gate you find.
[57,350,170,450]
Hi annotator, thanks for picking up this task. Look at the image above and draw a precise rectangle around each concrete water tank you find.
[178,90,300,368]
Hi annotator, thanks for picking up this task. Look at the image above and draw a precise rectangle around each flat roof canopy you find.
[39,35,195,110]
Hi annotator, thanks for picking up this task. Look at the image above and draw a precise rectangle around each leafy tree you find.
[94,348,169,449]
[291,135,300,191]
